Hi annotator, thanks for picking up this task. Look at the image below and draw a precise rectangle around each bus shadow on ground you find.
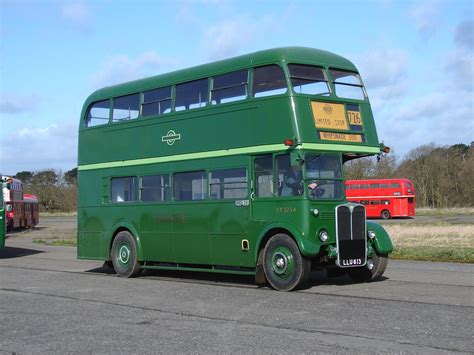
[305,271,389,289]
[0,246,44,259]
[85,265,388,290]
[86,265,258,287]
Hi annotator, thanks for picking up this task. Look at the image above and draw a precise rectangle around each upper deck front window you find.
[288,64,330,96]
[86,100,110,127]
[305,154,344,200]
[330,70,365,100]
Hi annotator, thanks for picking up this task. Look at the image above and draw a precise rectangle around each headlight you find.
[368,230,376,239]
[312,208,319,217]
[319,230,329,242]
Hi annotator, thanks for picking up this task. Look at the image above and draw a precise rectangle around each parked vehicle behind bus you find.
[77,47,393,291]
[345,179,415,219]
[0,175,5,250]
[3,177,39,231]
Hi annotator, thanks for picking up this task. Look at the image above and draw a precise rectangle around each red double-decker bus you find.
[345,178,415,219]
[3,177,39,231]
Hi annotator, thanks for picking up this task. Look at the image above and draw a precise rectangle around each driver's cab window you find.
[305,154,344,200]
[276,154,303,197]
[254,155,273,197]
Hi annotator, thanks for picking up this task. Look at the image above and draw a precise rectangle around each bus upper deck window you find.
[211,69,248,104]
[288,64,330,96]
[175,79,208,111]
[330,69,366,100]
[86,100,110,127]
[252,65,287,98]
[142,87,172,117]
[113,94,140,122]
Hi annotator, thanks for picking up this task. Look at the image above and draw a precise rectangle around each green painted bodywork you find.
[367,221,394,254]
[77,46,391,273]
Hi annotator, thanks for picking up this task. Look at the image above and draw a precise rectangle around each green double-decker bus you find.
[77,47,393,291]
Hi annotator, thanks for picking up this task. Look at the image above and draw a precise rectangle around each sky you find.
[0,0,473,175]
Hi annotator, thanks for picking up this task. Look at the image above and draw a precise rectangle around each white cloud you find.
[409,1,441,39]
[61,2,92,32]
[455,19,474,50]
[203,14,280,60]
[374,90,473,158]
[89,51,178,89]
[445,20,474,92]
[0,121,78,174]
[0,92,40,114]
[356,48,409,90]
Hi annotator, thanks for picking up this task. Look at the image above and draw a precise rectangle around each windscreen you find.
[305,154,344,200]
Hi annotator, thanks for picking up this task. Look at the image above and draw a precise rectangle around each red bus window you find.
[391,183,401,188]
[370,183,380,188]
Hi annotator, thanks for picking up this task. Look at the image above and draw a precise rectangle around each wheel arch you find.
[254,222,320,261]
[107,222,144,261]
[367,221,393,254]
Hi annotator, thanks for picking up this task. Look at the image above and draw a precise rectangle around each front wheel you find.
[111,231,141,278]
[348,250,388,282]
[263,234,311,291]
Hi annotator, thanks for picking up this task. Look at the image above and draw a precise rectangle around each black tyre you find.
[263,234,311,291]
[111,231,141,278]
[348,249,388,282]
[381,210,391,220]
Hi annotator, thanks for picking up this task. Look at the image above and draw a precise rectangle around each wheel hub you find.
[118,245,130,265]
[273,251,289,275]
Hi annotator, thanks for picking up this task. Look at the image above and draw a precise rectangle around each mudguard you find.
[106,221,144,261]
[255,222,321,259]
[367,221,393,254]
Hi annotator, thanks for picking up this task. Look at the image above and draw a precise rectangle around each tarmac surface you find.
[0,217,473,353]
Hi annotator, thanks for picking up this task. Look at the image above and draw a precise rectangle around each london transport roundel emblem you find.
[162,130,181,146]
[323,104,333,115]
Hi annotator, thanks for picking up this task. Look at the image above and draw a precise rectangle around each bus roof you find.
[346,178,413,184]
[85,47,358,104]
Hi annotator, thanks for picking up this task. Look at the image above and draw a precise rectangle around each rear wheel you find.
[111,231,141,278]
[263,234,311,291]
[381,210,391,220]
[348,250,388,282]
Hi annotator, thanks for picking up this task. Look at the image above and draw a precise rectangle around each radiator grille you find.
[335,204,367,268]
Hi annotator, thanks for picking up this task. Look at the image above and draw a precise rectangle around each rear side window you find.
[113,94,140,122]
[174,171,207,201]
[252,65,287,98]
[211,70,248,104]
[175,79,208,111]
[111,177,137,203]
[142,87,172,117]
[86,100,110,127]
[288,64,330,96]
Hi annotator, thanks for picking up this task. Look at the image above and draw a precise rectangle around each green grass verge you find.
[33,239,77,247]
[391,247,474,263]
[416,208,474,217]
